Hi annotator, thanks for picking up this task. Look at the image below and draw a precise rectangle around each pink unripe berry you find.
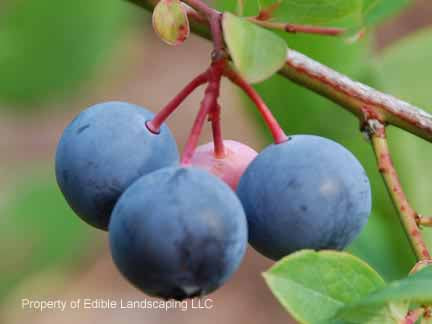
[191,140,258,190]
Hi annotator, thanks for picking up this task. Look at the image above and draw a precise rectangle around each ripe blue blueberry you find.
[109,167,248,300]
[237,135,372,260]
[55,101,179,230]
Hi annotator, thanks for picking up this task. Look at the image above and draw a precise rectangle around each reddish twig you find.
[256,2,281,21]
[236,0,244,16]
[368,120,431,261]
[425,307,432,320]
[403,308,424,324]
[410,260,432,274]
[171,0,227,163]
[209,103,225,158]
[146,72,209,133]
[248,18,345,36]
[224,67,288,144]
[281,50,432,142]
[181,61,225,165]
[418,216,432,227]
[129,0,432,143]
[181,0,224,57]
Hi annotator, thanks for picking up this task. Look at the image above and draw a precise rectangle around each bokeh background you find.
[0,0,431,323]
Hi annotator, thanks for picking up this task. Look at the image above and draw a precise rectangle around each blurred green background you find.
[0,0,431,323]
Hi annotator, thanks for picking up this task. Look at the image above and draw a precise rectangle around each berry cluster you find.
[55,98,371,300]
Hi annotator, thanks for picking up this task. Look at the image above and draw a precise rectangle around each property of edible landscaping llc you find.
[21,298,214,312]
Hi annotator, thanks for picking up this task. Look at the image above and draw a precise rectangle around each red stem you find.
[256,2,281,20]
[146,72,208,133]
[182,0,224,57]
[173,0,227,163]
[210,103,225,158]
[181,61,224,165]
[224,68,288,144]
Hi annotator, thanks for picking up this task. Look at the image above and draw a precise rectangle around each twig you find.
[410,260,432,274]
[236,0,244,16]
[281,50,432,142]
[256,2,281,21]
[209,103,225,158]
[419,216,432,227]
[181,0,224,57]
[403,308,424,324]
[368,120,431,261]
[248,18,345,36]
[181,61,224,164]
[127,0,432,143]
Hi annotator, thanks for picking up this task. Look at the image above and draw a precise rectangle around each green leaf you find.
[257,0,363,25]
[263,250,385,323]
[152,0,190,45]
[222,12,287,83]
[330,302,408,323]
[334,267,432,322]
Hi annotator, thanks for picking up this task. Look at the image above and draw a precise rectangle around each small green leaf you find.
[263,250,385,323]
[152,0,190,46]
[222,12,286,83]
[335,266,432,321]
[258,0,363,25]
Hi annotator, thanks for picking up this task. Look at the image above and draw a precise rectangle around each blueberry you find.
[237,135,372,260]
[55,101,179,230]
[109,167,248,300]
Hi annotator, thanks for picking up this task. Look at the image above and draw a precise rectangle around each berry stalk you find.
[210,103,226,158]
[146,71,209,133]
[224,67,288,144]
[181,61,224,165]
